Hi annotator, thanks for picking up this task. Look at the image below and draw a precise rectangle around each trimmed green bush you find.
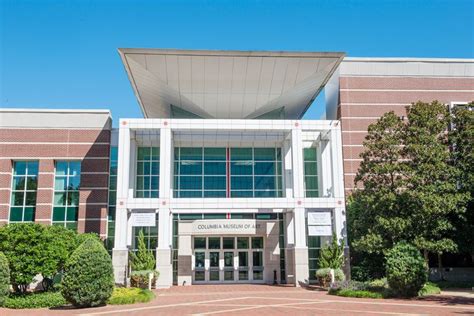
[329,288,384,299]
[130,270,159,289]
[130,230,156,271]
[419,282,441,296]
[0,251,10,306]
[316,268,345,287]
[61,238,114,307]
[4,291,66,309]
[386,242,427,297]
[108,287,155,305]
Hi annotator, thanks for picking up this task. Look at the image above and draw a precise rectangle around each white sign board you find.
[308,225,332,236]
[308,212,332,225]
[130,212,156,227]
[190,219,264,235]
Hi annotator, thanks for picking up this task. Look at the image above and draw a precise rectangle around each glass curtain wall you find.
[52,161,81,229]
[303,147,319,197]
[105,147,118,254]
[173,147,283,198]
[10,161,39,222]
[135,147,160,198]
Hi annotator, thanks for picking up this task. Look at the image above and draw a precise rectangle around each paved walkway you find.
[2,284,474,315]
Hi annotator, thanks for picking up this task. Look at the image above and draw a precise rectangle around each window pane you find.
[203,191,226,198]
[13,162,27,175]
[194,237,206,249]
[151,162,159,175]
[180,176,202,190]
[254,148,275,161]
[12,177,25,191]
[254,176,275,190]
[68,176,80,190]
[180,148,202,160]
[25,192,37,205]
[55,161,68,176]
[137,147,151,160]
[238,251,248,267]
[209,237,220,249]
[231,177,253,190]
[195,252,205,268]
[203,213,226,219]
[305,176,318,190]
[204,176,226,190]
[308,236,321,248]
[179,191,202,198]
[306,190,319,198]
[252,237,263,249]
[23,207,35,222]
[210,252,219,266]
[237,237,249,249]
[204,148,226,160]
[223,237,234,249]
[9,207,23,221]
[253,251,263,267]
[231,190,253,197]
[231,148,252,161]
[55,177,67,190]
[304,162,317,175]
[230,162,252,175]
[179,161,202,175]
[204,162,226,175]
[68,192,79,206]
[151,176,159,190]
[254,162,275,175]
[53,207,66,221]
[11,192,24,206]
[54,192,66,205]
[151,147,160,160]
[255,190,276,197]
[26,162,39,175]
[66,207,78,221]
[69,161,81,176]
[304,148,317,161]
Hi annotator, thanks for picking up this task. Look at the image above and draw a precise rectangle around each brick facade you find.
[0,127,111,235]
[338,76,474,195]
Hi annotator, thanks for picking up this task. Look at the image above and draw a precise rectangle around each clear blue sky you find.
[1,0,473,124]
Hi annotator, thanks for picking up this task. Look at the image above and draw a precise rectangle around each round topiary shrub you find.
[0,251,10,306]
[61,238,114,307]
[385,242,427,297]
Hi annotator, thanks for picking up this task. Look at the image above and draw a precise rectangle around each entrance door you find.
[192,236,264,283]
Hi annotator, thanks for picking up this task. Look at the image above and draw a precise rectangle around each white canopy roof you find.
[119,49,344,119]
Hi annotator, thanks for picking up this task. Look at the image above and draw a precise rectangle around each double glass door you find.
[193,236,264,283]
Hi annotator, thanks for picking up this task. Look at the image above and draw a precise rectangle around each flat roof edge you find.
[344,57,474,63]
[0,108,112,115]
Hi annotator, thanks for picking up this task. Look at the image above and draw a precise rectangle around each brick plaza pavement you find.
[2,284,473,315]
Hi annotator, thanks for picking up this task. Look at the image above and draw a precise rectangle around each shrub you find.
[61,238,114,307]
[4,291,66,309]
[419,282,441,296]
[0,251,10,306]
[130,230,156,271]
[385,242,427,297]
[329,288,384,299]
[130,270,159,289]
[0,223,46,293]
[316,268,345,287]
[330,280,368,292]
[108,287,155,305]
[318,233,345,269]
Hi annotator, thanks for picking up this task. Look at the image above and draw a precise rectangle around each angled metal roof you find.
[119,48,345,119]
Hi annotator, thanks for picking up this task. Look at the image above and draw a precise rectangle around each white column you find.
[291,126,304,199]
[283,137,293,198]
[293,207,309,286]
[320,138,333,197]
[330,123,345,200]
[113,121,131,284]
[156,125,173,288]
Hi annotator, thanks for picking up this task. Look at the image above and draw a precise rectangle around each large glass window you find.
[308,236,321,281]
[231,147,283,198]
[136,147,160,198]
[105,147,118,254]
[132,214,159,256]
[174,147,226,198]
[52,161,81,229]
[10,161,38,222]
[304,147,319,197]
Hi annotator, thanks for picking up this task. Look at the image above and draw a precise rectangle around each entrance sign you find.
[130,212,156,227]
[308,225,332,236]
[308,212,331,225]
[190,219,263,235]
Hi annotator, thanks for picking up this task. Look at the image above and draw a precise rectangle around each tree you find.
[61,238,114,307]
[318,233,345,269]
[350,101,470,270]
[350,112,409,255]
[403,101,468,260]
[129,230,156,271]
[449,102,474,260]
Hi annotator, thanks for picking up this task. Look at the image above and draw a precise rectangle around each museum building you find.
[0,49,473,288]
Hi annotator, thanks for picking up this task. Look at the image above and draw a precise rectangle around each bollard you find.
[273,270,277,285]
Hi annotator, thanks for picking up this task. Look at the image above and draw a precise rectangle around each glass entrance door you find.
[192,236,264,283]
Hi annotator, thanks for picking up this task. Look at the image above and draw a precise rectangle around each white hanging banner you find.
[308,225,332,236]
[308,211,332,225]
[130,212,156,227]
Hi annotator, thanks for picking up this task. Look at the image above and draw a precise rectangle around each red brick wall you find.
[0,128,110,236]
[339,76,474,195]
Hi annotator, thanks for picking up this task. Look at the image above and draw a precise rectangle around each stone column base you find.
[156,248,173,288]
[294,247,309,287]
[112,249,128,285]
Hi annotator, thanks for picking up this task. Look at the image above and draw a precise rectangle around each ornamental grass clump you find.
[61,238,114,307]
[0,251,10,306]
[386,242,427,298]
